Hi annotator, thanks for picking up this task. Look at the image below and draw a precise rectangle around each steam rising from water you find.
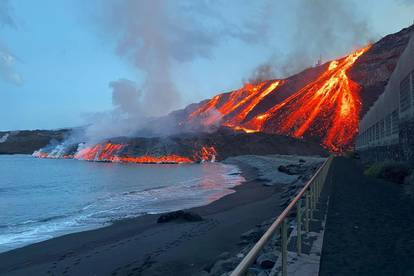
[79,0,269,142]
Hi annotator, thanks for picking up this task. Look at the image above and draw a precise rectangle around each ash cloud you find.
[0,0,22,86]
[248,0,372,82]
[247,62,278,84]
[81,0,269,142]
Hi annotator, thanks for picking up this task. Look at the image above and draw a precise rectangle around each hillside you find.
[171,25,414,152]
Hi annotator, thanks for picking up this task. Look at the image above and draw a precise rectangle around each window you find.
[392,109,399,135]
[385,114,392,136]
[375,122,380,141]
[379,119,385,140]
[400,75,411,113]
[369,126,373,142]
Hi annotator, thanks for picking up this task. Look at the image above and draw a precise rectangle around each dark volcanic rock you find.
[278,164,307,175]
[240,227,265,243]
[157,210,203,223]
[0,129,68,154]
[257,252,278,269]
[209,257,240,276]
[112,130,329,161]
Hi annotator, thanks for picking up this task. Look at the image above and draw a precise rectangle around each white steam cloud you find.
[80,0,269,142]
[249,0,372,81]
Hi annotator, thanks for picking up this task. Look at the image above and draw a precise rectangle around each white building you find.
[356,33,414,150]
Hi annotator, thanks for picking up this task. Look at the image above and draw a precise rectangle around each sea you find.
[0,155,244,253]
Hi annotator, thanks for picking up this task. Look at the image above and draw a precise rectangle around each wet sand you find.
[0,155,320,276]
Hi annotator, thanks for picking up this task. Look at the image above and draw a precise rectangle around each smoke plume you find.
[81,0,268,142]
[248,0,372,81]
[0,0,21,86]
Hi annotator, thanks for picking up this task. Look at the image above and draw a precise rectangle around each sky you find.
[0,0,413,131]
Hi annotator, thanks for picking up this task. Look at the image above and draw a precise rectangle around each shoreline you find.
[0,155,322,276]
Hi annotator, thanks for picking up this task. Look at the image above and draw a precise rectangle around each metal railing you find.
[230,156,333,276]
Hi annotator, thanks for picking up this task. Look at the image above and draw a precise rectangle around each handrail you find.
[231,156,333,276]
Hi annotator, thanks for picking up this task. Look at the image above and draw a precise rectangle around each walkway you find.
[320,157,414,275]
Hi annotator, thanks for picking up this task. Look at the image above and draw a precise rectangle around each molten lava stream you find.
[187,45,370,152]
[242,46,369,151]
[117,155,193,164]
[266,46,370,151]
[33,142,218,164]
[223,80,282,131]
[188,81,274,126]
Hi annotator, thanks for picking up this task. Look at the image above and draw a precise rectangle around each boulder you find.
[157,210,203,223]
[209,257,239,276]
[256,252,278,269]
[240,228,264,243]
[278,164,307,175]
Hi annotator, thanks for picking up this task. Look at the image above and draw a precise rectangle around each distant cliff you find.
[0,130,68,154]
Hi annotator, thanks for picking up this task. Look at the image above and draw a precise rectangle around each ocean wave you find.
[0,162,244,253]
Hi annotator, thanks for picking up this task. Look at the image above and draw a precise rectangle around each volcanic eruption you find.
[30,24,414,162]
[186,46,371,152]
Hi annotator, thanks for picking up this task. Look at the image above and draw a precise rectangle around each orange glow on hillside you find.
[187,46,371,152]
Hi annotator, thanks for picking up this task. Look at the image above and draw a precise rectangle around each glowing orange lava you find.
[35,143,218,164]
[75,143,125,161]
[187,46,370,152]
[189,81,279,127]
[115,155,193,164]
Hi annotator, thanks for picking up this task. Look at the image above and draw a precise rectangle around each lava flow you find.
[187,46,371,152]
[34,142,217,164]
[189,80,281,127]
[75,143,125,161]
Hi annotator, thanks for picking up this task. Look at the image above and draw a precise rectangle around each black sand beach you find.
[0,156,321,276]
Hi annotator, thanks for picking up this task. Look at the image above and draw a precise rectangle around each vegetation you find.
[364,161,412,184]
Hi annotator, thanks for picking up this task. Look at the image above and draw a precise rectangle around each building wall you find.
[356,33,414,152]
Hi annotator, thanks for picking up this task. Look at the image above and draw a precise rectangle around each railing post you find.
[316,178,320,201]
[310,185,314,221]
[281,220,288,276]
[305,191,310,232]
[318,177,321,197]
[229,157,332,276]
[296,199,302,255]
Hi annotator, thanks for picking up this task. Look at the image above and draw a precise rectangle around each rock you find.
[278,165,291,174]
[247,267,265,275]
[240,228,264,243]
[299,159,306,163]
[209,258,239,276]
[157,210,203,223]
[278,164,309,175]
[203,252,231,272]
[256,252,278,269]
